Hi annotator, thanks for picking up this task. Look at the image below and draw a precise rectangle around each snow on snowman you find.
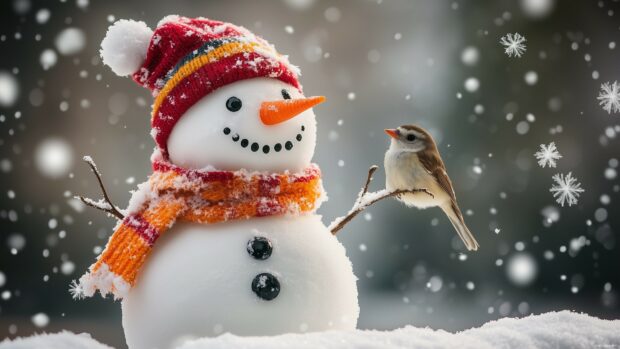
[73,15,433,349]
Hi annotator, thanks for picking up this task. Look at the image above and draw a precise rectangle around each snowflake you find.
[550,172,585,207]
[597,81,620,114]
[69,280,85,300]
[499,33,527,58]
[534,142,562,168]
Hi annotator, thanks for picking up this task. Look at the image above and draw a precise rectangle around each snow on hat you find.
[100,15,302,158]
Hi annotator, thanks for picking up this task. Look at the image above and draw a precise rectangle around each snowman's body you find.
[122,215,358,349]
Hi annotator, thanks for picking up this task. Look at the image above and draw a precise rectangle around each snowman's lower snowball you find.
[122,215,359,349]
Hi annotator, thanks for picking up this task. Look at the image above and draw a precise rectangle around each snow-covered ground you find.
[0,331,113,349]
[2,311,619,349]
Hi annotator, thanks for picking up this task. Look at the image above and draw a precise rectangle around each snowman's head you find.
[99,16,316,172]
[167,78,323,172]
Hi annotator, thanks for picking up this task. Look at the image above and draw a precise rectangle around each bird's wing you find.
[418,146,478,250]
[417,149,457,202]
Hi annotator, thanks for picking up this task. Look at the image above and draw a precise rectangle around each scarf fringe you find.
[75,263,130,300]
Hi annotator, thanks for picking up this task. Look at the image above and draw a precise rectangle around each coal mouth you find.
[222,125,305,154]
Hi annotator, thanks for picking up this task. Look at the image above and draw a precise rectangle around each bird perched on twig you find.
[384,125,480,251]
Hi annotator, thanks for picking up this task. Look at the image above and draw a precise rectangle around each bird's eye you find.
[406,134,416,142]
[281,89,291,100]
[226,97,242,112]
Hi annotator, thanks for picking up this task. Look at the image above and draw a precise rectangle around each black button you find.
[285,141,293,150]
[274,143,282,152]
[263,145,270,154]
[241,139,249,148]
[296,134,302,141]
[232,134,240,142]
[223,127,231,135]
[252,273,280,301]
[251,142,259,152]
[247,236,273,260]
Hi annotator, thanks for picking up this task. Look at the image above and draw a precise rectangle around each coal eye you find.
[226,97,242,112]
[281,89,291,100]
[406,134,416,142]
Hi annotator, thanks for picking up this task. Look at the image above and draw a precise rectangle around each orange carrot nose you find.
[260,96,326,126]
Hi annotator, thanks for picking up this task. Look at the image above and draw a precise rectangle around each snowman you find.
[75,16,359,349]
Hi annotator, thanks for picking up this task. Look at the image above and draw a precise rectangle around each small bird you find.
[384,125,479,251]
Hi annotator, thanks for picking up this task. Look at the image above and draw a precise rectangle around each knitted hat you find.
[100,15,302,158]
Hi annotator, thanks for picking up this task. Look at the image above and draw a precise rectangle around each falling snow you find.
[31,312,50,328]
[69,280,85,300]
[34,138,74,178]
[550,172,585,207]
[500,33,527,58]
[534,142,562,168]
[0,71,19,107]
[40,49,58,70]
[506,253,537,286]
[55,27,87,55]
[597,81,620,114]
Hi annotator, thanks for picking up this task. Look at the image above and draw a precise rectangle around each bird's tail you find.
[442,203,479,251]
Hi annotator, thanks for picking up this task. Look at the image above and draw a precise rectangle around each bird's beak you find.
[260,96,326,125]
[384,128,399,139]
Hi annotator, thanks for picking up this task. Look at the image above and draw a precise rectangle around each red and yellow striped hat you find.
[103,16,302,158]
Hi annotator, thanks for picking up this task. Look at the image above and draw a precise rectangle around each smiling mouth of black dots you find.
[222,125,305,154]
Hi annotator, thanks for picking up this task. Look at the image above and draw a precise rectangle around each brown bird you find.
[384,125,479,251]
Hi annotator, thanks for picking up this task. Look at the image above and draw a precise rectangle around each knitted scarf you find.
[76,160,325,299]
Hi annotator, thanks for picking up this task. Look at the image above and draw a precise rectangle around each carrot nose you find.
[260,96,326,126]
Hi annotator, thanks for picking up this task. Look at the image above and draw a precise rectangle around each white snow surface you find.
[2,311,619,349]
[179,311,619,349]
[0,331,112,349]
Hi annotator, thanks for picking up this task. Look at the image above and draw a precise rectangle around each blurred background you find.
[1,0,619,347]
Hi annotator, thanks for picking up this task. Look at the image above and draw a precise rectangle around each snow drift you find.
[2,311,619,349]
[0,331,112,349]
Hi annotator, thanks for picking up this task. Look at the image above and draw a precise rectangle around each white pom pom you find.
[100,19,153,76]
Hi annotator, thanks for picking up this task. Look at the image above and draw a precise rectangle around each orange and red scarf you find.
[76,160,325,299]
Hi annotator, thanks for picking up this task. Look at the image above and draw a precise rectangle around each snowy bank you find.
[0,331,112,349]
[180,311,619,349]
[2,311,619,349]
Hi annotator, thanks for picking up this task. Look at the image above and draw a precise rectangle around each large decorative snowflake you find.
[69,280,85,300]
[534,142,562,168]
[597,81,620,114]
[499,33,527,58]
[550,172,585,207]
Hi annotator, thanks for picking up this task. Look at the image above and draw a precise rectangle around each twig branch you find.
[329,165,434,235]
[76,156,125,220]
[361,165,378,197]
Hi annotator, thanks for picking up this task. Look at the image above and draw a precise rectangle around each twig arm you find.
[76,156,125,220]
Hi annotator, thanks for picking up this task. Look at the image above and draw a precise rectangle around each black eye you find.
[406,134,416,142]
[281,89,291,100]
[226,97,242,112]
